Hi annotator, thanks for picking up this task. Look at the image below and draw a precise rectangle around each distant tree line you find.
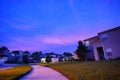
[0,40,89,64]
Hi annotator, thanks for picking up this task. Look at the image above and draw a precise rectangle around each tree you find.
[12,51,20,55]
[31,51,42,60]
[63,52,72,57]
[23,51,30,64]
[63,52,73,61]
[0,46,9,57]
[24,51,30,55]
[45,55,52,63]
[75,41,88,61]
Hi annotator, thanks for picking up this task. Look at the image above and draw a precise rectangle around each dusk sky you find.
[0,0,120,54]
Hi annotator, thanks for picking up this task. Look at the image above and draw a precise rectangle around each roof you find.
[83,36,99,41]
[83,26,120,41]
[98,26,120,34]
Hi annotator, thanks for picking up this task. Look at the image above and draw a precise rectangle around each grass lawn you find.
[39,60,120,80]
[0,65,32,80]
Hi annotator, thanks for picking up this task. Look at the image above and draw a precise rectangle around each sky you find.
[0,0,120,54]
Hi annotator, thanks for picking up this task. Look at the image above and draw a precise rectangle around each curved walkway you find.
[20,65,68,80]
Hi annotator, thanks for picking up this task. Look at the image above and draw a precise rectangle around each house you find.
[0,58,4,65]
[40,53,64,63]
[63,52,73,61]
[73,51,79,59]
[0,57,8,65]
[8,52,15,62]
[8,51,24,63]
[7,51,30,63]
[84,26,120,61]
[0,47,9,65]
[98,26,120,60]
[84,36,104,61]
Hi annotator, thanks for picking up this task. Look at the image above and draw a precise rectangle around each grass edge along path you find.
[0,65,32,80]
[39,60,120,80]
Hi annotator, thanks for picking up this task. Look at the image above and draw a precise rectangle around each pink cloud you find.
[40,25,90,45]
[43,38,64,45]
[3,34,84,51]
[1,23,89,51]
[6,37,45,51]
[42,35,84,45]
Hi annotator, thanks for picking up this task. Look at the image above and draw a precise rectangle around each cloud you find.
[40,24,89,45]
[42,35,83,45]
[69,0,75,11]
[2,18,40,30]
[69,0,81,24]
[1,33,83,51]
[43,37,64,45]
[4,36,44,51]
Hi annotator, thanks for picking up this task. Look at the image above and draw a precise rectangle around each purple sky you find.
[0,0,120,54]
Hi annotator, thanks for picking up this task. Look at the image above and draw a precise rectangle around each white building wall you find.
[52,58,59,62]
[99,29,120,60]
[0,58,5,65]
[41,58,46,63]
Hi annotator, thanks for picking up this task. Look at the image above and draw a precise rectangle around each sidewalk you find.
[20,65,68,80]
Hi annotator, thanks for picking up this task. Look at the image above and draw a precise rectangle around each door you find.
[97,47,105,60]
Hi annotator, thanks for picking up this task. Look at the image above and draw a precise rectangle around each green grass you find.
[0,66,32,80]
[39,60,120,80]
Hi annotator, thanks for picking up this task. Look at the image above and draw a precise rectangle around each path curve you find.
[20,65,68,80]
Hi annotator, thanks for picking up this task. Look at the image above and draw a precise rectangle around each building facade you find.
[98,26,120,60]
[84,26,120,61]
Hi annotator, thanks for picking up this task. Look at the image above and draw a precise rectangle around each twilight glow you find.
[0,0,120,53]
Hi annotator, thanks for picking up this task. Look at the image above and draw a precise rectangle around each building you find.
[84,26,120,61]
[40,53,64,63]
[84,36,104,61]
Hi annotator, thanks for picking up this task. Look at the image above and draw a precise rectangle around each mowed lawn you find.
[40,60,120,80]
[0,66,32,80]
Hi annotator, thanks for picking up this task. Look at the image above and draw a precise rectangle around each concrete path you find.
[20,65,68,80]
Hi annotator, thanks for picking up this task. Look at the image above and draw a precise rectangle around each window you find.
[85,41,89,46]
[106,48,112,60]
[100,34,108,41]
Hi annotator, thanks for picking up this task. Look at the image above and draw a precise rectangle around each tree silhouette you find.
[63,52,73,61]
[23,51,30,64]
[12,51,20,55]
[24,51,30,55]
[63,52,72,57]
[75,41,88,61]
[45,55,52,63]
[31,51,42,61]
[0,46,9,57]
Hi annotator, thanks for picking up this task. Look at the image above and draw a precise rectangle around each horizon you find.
[1,0,120,54]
